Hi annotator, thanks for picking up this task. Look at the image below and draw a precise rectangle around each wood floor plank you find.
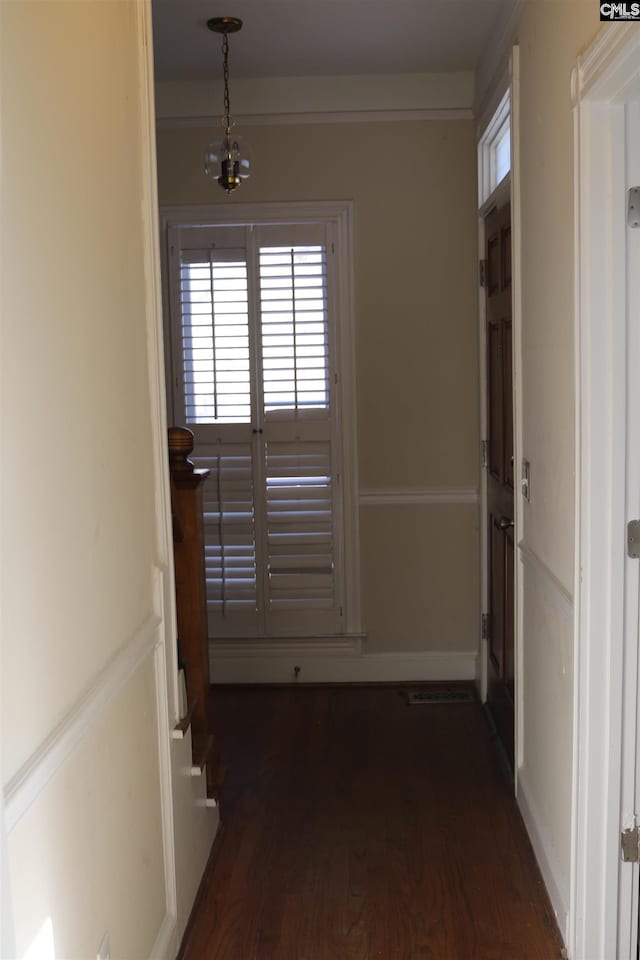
[181,686,564,960]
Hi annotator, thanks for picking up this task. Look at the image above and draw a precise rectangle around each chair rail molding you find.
[518,541,573,622]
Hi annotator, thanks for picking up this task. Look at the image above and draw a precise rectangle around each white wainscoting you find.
[518,541,573,621]
[2,561,184,960]
[517,768,570,943]
[516,540,573,945]
[150,585,179,960]
[3,611,162,834]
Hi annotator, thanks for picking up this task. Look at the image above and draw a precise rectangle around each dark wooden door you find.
[485,202,515,767]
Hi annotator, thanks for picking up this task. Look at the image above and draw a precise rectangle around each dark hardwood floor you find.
[181,685,564,960]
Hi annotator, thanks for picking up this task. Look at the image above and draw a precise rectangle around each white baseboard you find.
[209,647,477,684]
[150,912,177,960]
[517,769,569,946]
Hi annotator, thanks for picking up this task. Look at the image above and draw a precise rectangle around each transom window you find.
[478,90,511,206]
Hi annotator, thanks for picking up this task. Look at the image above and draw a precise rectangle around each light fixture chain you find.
[222,32,231,129]
[205,17,249,193]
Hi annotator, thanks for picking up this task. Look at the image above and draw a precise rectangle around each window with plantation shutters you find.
[259,245,329,418]
[179,248,251,424]
[167,219,345,640]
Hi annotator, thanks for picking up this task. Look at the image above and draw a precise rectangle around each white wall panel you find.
[8,661,165,960]
[518,553,574,936]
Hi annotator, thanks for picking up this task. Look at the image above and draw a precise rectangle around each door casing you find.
[571,24,640,960]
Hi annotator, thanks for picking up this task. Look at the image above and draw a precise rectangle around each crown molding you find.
[574,23,640,103]
[155,71,475,123]
[156,107,474,128]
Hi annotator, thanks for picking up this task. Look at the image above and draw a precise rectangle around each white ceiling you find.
[152,0,515,83]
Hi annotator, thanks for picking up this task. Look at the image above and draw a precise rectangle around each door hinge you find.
[521,458,531,502]
[479,259,489,287]
[481,613,489,640]
[481,440,488,469]
[628,520,640,558]
[628,187,640,228]
[621,825,640,862]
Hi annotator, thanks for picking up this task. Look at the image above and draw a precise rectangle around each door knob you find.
[499,516,514,530]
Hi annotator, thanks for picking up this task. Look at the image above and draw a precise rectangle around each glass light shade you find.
[204,133,251,193]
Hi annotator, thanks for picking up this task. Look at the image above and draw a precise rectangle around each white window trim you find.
[160,200,362,638]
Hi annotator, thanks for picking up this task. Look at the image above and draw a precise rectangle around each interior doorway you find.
[477,69,519,771]
[483,199,515,766]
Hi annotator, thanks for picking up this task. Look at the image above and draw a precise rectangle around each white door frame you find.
[571,25,640,960]
[0,3,14,953]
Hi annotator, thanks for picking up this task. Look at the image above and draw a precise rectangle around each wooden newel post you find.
[168,426,219,799]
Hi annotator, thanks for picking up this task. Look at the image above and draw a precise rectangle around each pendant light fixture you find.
[204,16,251,193]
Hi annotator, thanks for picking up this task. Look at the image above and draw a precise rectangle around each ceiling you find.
[152,0,515,83]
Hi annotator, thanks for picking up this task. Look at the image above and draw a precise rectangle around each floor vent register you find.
[407,688,475,705]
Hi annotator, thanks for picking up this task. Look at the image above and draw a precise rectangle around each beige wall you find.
[157,118,480,655]
[360,504,479,653]
[1,0,156,782]
[1,3,173,956]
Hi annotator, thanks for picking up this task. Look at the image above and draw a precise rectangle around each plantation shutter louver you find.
[199,447,257,616]
[259,245,329,418]
[179,248,251,424]
[256,236,338,636]
[168,220,343,640]
[265,442,335,606]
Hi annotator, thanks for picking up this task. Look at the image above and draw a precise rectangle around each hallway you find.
[180,686,564,959]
